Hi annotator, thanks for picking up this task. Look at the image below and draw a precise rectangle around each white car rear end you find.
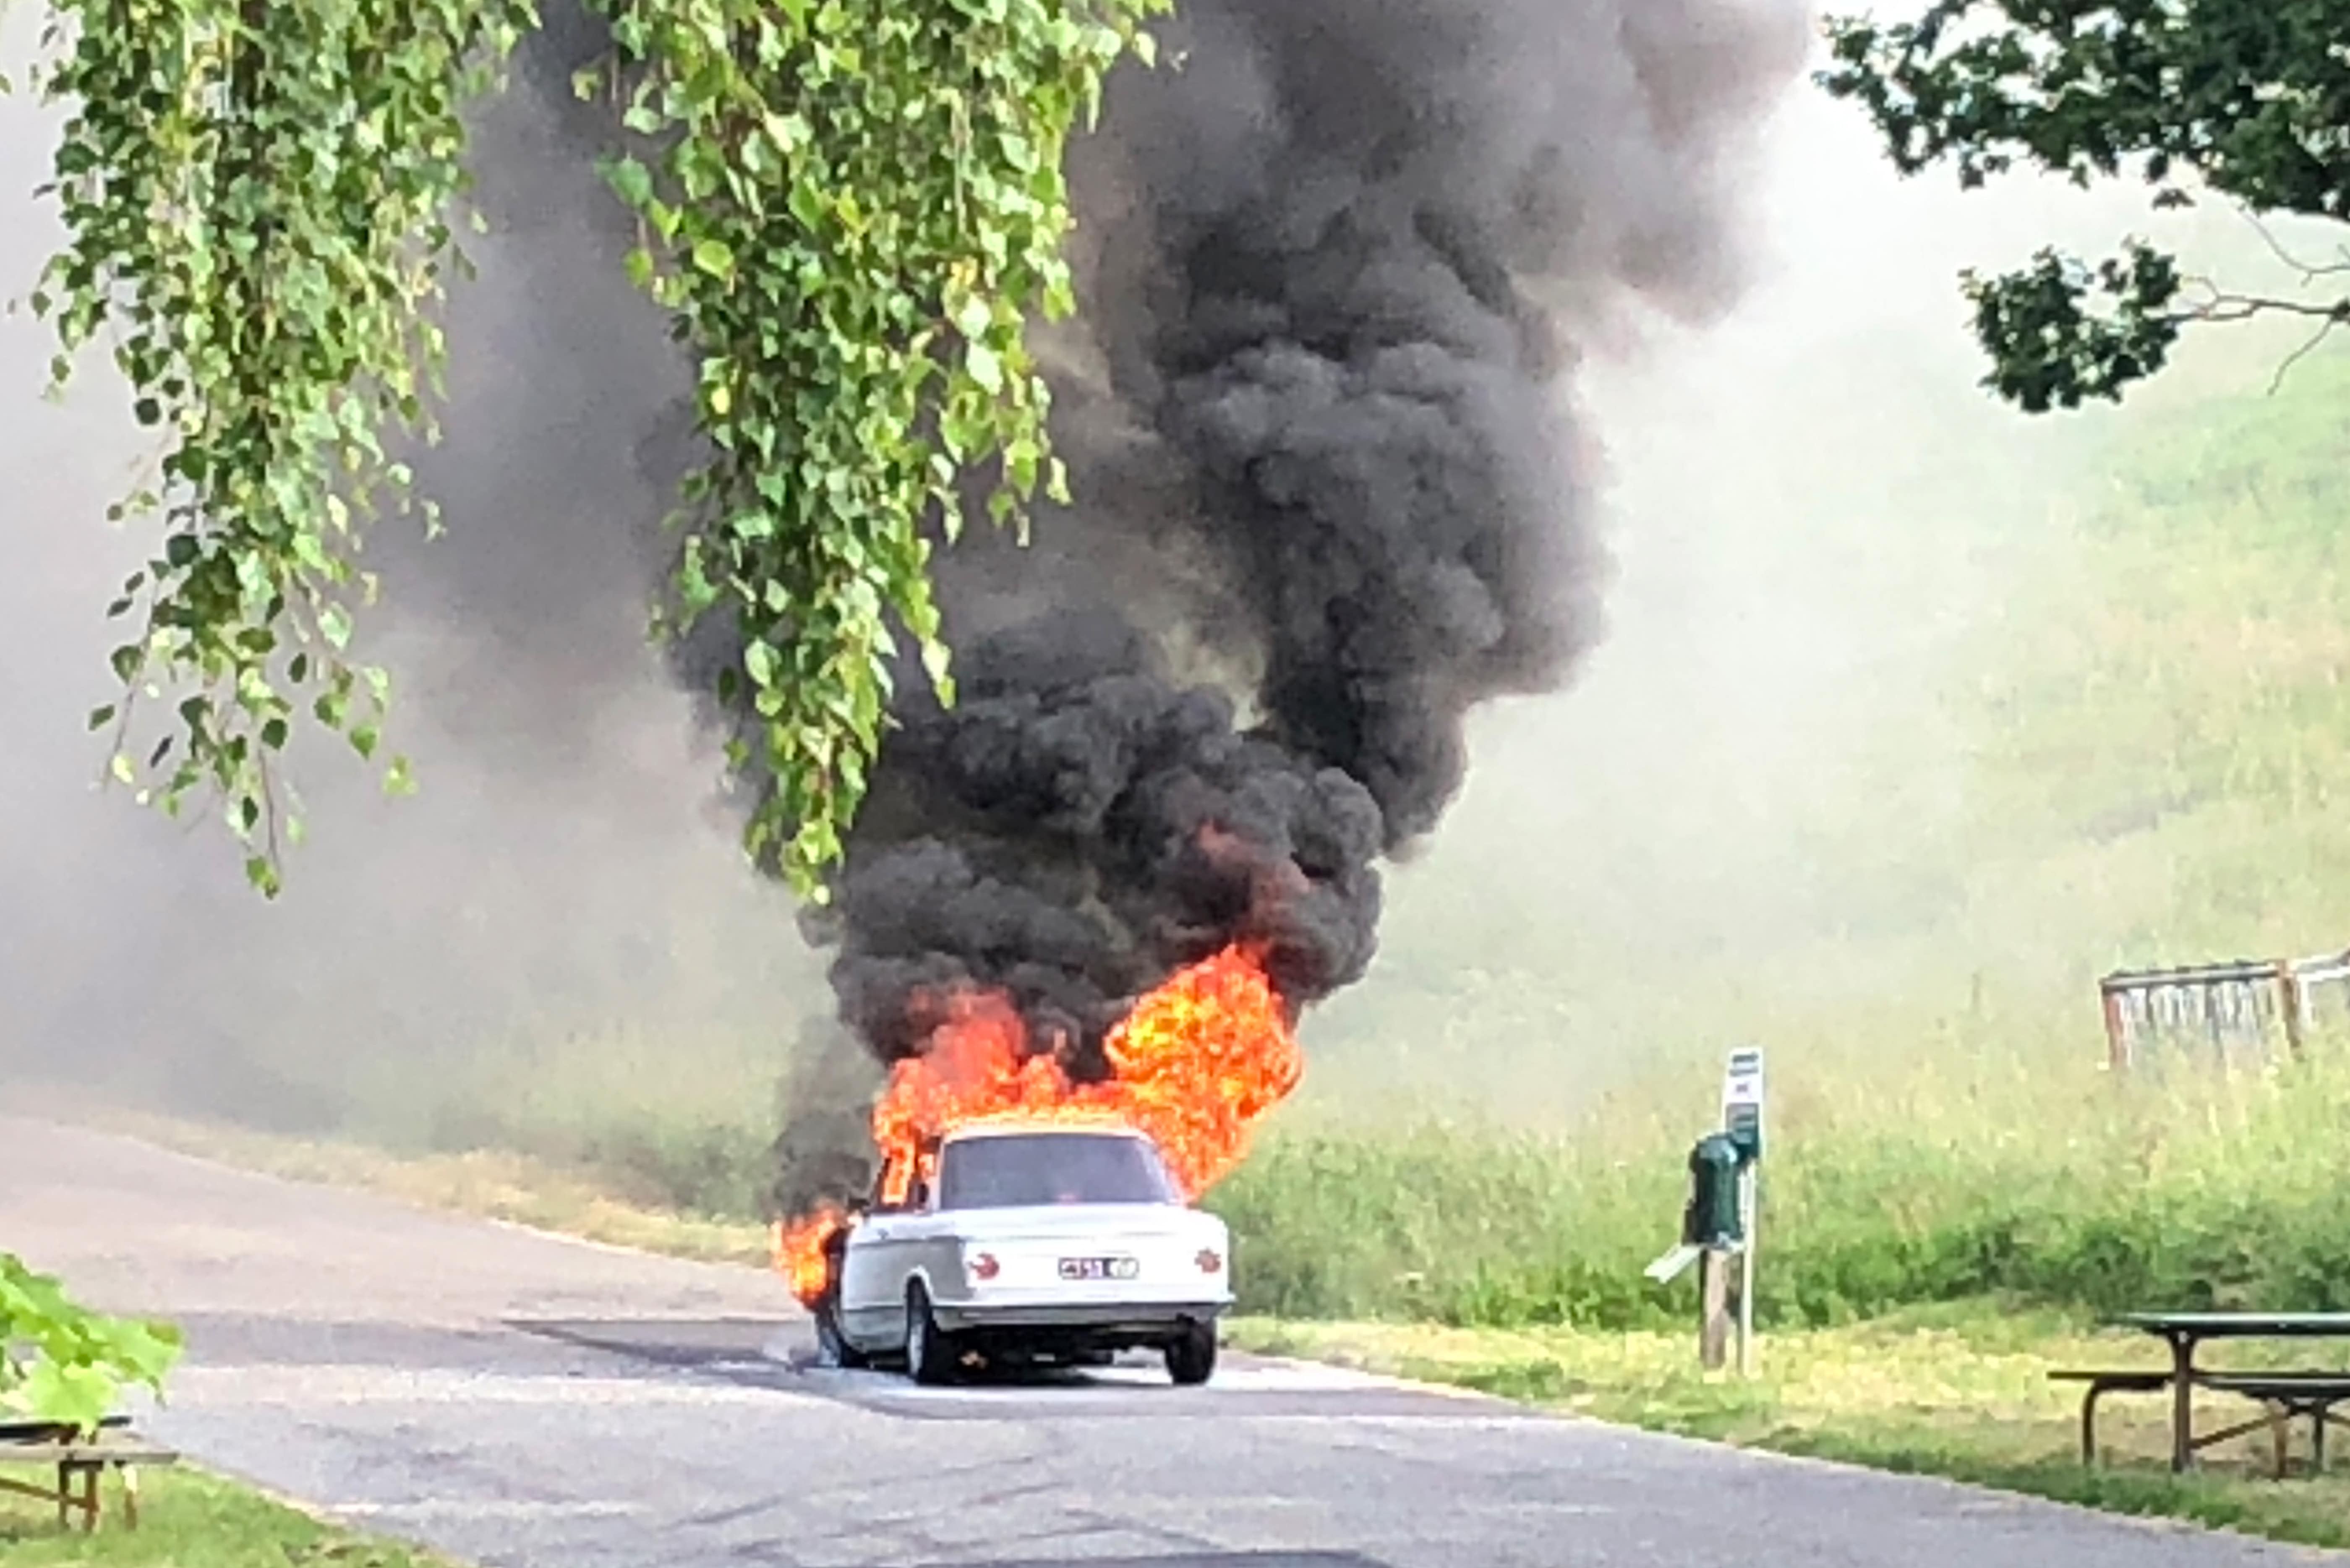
[825,1122,1232,1384]
[930,1201,1232,1324]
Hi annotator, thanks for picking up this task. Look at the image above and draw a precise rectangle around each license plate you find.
[1058,1255,1139,1281]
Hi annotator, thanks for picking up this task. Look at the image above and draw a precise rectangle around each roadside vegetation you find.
[0,1468,463,1568]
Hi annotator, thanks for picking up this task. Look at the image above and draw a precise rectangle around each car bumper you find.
[932,1294,1231,1334]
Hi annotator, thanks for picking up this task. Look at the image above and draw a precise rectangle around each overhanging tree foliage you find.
[14,0,1163,899]
[1820,1,2350,413]
[0,1253,180,1435]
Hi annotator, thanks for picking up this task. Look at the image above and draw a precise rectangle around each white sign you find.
[1722,1046,1764,1146]
[1644,1242,1705,1284]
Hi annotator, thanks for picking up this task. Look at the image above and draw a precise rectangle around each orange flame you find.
[772,944,1298,1307]
[1096,943,1302,1195]
[773,1205,848,1306]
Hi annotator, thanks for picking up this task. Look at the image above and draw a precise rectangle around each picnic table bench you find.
[2050,1312,2350,1475]
[0,1416,179,1531]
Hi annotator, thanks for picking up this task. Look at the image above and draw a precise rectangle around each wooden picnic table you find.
[0,1417,179,1531]
[2115,1311,2350,1473]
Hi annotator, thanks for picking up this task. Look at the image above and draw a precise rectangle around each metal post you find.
[1737,1164,1758,1378]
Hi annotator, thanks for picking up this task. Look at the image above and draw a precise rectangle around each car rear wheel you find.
[1165,1319,1217,1386]
[905,1280,959,1385]
[813,1285,868,1370]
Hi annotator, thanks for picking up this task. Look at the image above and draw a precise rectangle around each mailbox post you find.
[1646,1047,1766,1375]
[1689,1131,1742,1369]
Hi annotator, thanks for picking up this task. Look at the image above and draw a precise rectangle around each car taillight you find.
[1195,1248,1224,1275]
[969,1251,1001,1281]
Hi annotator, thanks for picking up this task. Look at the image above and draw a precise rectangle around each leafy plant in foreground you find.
[0,1253,182,1436]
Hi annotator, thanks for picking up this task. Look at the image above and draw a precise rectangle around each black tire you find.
[813,1286,868,1370]
[905,1280,959,1385]
[1165,1319,1217,1386]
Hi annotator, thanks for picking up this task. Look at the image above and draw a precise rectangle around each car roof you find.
[939,1118,1145,1144]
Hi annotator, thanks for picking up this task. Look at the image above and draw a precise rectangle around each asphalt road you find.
[0,1118,2335,1568]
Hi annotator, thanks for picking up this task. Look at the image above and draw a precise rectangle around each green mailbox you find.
[1682,1132,1744,1249]
[1725,1107,1762,1165]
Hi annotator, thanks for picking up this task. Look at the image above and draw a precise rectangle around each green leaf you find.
[745,639,780,689]
[0,1254,180,1435]
[965,341,1004,394]
[605,156,655,210]
[920,636,953,692]
[692,238,736,279]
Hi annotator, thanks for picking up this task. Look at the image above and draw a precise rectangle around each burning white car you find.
[812,1120,1232,1385]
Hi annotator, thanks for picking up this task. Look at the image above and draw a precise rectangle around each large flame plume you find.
[773,944,1296,1307]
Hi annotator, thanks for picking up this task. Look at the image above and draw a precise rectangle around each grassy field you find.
[1213,1045,2350,1329]
[0,1468,461,1568]
[1225,1303,2350,1550]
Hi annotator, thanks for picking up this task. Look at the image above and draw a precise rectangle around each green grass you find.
[1226,1302,2350,1550]
[0,1468,462,1567]
[1209,1043,2350,1330]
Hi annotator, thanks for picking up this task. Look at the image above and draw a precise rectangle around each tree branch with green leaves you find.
[1819,0,2350,413]
[14,0,1165,900]
[1,1254,181,1438]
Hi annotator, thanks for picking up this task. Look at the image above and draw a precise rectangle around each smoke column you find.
[772,0,1810,1213]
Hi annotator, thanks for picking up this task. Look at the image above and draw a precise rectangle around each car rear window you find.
[937,1132,1175,1210]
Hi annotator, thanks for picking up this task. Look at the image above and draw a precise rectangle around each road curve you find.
[0,1117,2334,1568]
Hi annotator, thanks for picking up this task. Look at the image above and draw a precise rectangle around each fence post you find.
[2278,960,2306,1059]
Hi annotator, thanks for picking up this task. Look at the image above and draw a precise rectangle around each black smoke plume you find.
[769,0,1808,1213]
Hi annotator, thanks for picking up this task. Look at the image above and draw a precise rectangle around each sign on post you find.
[1721,1046,1763,1160]
[1721,1046,1763,1377]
